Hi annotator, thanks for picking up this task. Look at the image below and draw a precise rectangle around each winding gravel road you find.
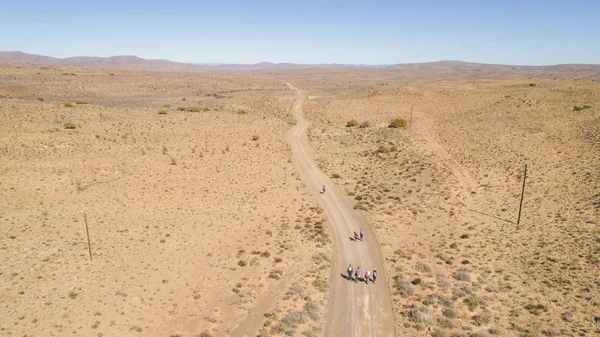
[286,83,396,337]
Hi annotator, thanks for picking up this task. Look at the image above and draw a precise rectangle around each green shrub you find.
[377,145,389,153]
[186,106,202,112]
[389,118,407,128]
[37,97,44,101]
[75,100,87,104]
[252,135,259,141]
[64,102,73,107]
[163,104,171,108]
[177,106,186,111]
[63,122,76,129]
[529,83,536,86]
[157,109,167,115]
[346,119,359,127]
[574,105,592,111]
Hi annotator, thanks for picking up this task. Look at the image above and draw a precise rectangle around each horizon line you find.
[2,51,600,68]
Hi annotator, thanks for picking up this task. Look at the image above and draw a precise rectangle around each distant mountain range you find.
[1,51,599,81]
[0,51,386,71]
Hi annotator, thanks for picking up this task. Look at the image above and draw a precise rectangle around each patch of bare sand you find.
[0,63,331,337]
[300,77,599,336]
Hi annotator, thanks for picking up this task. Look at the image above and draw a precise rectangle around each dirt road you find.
[286,83,396,337]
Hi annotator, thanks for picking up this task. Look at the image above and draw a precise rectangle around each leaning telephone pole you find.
[517,163,528,227]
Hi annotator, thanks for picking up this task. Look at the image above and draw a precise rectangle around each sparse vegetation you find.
[454,269,471,281]
[64,102,73,107]
[359,120,371,128]
[389,117,407,128]
[157,109,167,114]
[574,105,591,111]
[63,122,76,129]
[252,135,259,141]
[313,276,328,292]
[346,119,359,127]
[75,100,87,104]
[394,275,414,297]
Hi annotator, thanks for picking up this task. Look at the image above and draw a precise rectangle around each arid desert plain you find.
[1,62,599,337]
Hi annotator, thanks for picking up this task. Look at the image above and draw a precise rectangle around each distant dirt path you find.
[285,83,396,337]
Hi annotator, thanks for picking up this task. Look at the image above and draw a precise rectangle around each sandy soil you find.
[2,61,599,337]
[299,77,599,336]
[0,63,332,337]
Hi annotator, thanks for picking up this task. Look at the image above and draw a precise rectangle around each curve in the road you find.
[286,83,396,337]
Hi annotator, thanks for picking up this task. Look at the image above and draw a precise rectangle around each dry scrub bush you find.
[271,310,306,334]
[408,307,431,323]
[313,276,328,292]
[442,307,459,318]
[389,118,407,128]
[63,122,76,129]
[416,261,432,273]
[454,269,471,281]
[346,119,359,127]
[157,109,167,115]
[394,276,414,297]
[303,299,320,321]
[438,317,455,328]
[75,100,87,104]
[64,102,73,107]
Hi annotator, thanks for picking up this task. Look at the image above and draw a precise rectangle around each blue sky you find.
[1,0,599,65]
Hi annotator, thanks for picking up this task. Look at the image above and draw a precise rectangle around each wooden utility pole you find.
[84,212,93,261]
[517,163,528,227]
[204,130,208,152]
[410,104,414,129]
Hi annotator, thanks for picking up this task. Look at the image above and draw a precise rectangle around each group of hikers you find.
[353,229,364,241]
[347,264,377,284]
[320,184,378,285]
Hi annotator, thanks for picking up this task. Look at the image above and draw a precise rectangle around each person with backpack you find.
[365,269,370,284]
[372,269,377,283]
[354,266,360,283]
[359,229,364,241]
[347,264,353,280]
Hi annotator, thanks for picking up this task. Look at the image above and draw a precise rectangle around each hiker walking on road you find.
[359,229,364,241]
[372,269,377,283]
[322,185,326,194]
[354,267,360,283]
[347,264,353,280]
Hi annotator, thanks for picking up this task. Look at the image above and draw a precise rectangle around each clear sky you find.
[1,0,599,65]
